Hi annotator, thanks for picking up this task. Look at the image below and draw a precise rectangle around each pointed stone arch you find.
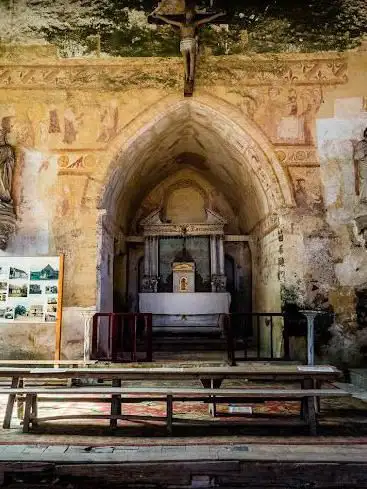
[96,93,295,321]
[98,93,294,231]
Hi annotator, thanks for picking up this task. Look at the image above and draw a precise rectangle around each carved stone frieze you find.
[143,223,225,236]
[275,146,319,166]
[251,212,280,239]
[0,54,348,90]
[200,56,348,86]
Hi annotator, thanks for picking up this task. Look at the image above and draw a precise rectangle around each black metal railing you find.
[225,312,287,366]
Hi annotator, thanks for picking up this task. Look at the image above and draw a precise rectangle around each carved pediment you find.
[140,209,163,226]
[205,208,227,225]
[140,207,226,236]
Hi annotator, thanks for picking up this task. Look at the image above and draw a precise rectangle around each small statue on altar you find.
[179,276,188,292]
[152,8,225,83]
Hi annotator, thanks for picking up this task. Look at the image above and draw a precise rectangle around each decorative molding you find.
[0,54,348,90]
[201,56,348,87]
[143,223,225,237]
[141,208,226,236]
[173,262,195,272]
[275,146,320,167]
[251,213,280,239]
[224,235,249,242]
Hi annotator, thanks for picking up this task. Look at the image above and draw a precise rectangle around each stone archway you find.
[97,94,294,334]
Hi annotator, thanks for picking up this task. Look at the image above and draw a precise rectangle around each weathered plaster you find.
[1,45,366,363]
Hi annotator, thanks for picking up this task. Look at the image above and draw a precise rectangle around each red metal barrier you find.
[91,313,153,362]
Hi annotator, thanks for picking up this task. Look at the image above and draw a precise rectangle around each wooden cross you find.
[149,0,226,97]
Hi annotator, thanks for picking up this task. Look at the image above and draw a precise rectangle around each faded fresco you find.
[0,30,366,361]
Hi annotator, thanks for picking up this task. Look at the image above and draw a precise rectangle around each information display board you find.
[0,256,61,323]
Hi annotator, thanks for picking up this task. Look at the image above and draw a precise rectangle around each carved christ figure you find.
[153,8,225,82]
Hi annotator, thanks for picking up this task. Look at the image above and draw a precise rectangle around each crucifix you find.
[150,1,226,96]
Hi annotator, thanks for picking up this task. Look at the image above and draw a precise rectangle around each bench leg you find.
[167,395,173,436]
[23,394,33,433]
[17,379,24,420]
[315,380,321,413]
[110,379,121,429]
[200,378,222,417]
[304,396,318,436]
[31,394,38,427]
[3,376,20,429]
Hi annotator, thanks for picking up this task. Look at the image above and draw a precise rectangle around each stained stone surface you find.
[0,44,366,364]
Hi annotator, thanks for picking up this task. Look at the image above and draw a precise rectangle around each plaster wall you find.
[0,44,365,362]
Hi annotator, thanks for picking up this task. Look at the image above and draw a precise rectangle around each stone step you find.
[350,369,367,390]
[150,335,249,352]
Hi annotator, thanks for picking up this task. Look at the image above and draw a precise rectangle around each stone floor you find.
[0,372,367,488]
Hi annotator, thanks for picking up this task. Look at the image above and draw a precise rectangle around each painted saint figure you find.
[0,116,17,250]
[0,117,16,204]
[355,127,367,203]
[152,8,225,82]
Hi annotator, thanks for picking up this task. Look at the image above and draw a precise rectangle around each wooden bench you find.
[0,360,98,367]
[0,365,343,429]
[0,386,352,436]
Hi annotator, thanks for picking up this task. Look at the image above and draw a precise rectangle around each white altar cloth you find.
[139,292,231,315]
[139,293,231,332]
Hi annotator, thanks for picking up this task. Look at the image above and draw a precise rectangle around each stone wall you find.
[0,44,366,363]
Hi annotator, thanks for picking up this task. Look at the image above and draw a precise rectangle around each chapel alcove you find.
[100,98,289,345]
[115,167,253,334]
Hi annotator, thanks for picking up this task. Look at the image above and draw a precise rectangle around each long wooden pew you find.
[0,386,352,435]
[0,365,343,429]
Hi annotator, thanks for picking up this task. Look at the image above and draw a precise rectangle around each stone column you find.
[218,235,225,276]
[144,237,150,276]
[151,237,157,276]
[210,235,217,292]
[210,235,217,276]
[142,236,152,292]
[81,307,97,362]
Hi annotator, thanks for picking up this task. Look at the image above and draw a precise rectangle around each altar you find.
[139,292,231,333]
[138,208,231,333]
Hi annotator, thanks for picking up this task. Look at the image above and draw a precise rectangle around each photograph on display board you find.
[29,304,44,320]
[45,285,58,294]
[0,266,9,278]
[9,267,28,280]
[3,307,14,320]
[30,264,59,281]
[45,312,57,322]
[29,284,42,294]
[0,257,61,324]
[8,283,28,298]
[14,303,30,321]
